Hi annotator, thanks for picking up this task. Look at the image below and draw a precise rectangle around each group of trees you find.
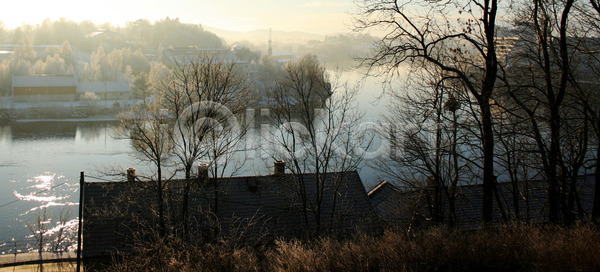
[356,0,600,226]
[81,46,150,82]
[0,17,375,99]
[0,18,224,96]
[0,40,75,94]
[113,0,600,238]
[0,17,222,53]
[11,0,600,241]
[116,52,369,241]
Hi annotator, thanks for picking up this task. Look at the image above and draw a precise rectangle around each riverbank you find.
[0,252,76,268]
[0,98,141,122]
[13,115,118,123]
[0,262,76,272]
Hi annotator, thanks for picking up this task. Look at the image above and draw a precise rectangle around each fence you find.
[0,239,76,266]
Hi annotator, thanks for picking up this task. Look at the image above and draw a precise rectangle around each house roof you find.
[83,170,382,257]
[77,82,131,93]
[12,75,76,87]
[368,175,597,230]
[367,181,410,228]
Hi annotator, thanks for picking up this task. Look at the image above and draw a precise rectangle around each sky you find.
[0,0,356,34]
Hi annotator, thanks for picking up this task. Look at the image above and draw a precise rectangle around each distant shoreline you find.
[12,116,118,123]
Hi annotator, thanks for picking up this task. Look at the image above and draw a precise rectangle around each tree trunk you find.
[481,0,498,225]
[595,154,600,220]
[593,112,600,220]
[158,164,165,237]
[182,165,192,239]
[448,110,459,228]
[547,109,561,223]
[481,99,495,224]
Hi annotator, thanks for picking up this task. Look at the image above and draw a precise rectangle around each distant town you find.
[0,19,376,121]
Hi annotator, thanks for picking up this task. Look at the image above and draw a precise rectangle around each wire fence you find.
[0,238,77,266]
[0,172,113,266]
[0,239,34,256]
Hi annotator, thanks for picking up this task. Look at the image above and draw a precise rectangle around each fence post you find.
[76,171,84,272]
[13,240,17,264]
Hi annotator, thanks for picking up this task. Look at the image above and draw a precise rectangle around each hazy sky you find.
[1,0,355,34]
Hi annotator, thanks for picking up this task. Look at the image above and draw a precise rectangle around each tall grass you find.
[105,224,600,272]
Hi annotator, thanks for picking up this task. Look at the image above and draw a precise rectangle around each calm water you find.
[0,121,138,244]
[0,71,390,246]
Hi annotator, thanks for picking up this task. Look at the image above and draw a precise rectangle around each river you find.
[0,71,390,248]
[0,121,138,250]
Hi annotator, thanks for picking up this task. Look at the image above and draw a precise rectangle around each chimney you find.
[198,163,209,180]
[126,168,136,182]
[274,160,285,176]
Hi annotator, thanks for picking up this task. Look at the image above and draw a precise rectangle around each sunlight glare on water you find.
[0,121,134,245]
[32,175,56,190]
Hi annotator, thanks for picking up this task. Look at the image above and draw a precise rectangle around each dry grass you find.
[106,224,600,272]
[0,261,76,272]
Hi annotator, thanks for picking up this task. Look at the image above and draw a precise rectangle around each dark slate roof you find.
[83,171,382,258]
[368,175,596,230]
[367,181,412,228]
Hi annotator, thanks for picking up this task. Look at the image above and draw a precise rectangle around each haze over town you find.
[0,0,354,34]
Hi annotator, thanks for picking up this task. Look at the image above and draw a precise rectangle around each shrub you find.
[106,224,600,272]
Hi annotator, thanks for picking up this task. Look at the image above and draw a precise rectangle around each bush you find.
[106,224,600,272]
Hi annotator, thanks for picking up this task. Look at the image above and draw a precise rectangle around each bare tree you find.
[505,0,583,224]
[118,99,172,236]
[27,208,49,272]
[161,54,253,180]
[574,0,600,221]
[355,0,501,223]
[374,65,475,228]
[265,54,368,237]
[494,101,539,223]
[159,54,253,238]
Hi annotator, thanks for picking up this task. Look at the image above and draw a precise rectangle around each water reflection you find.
[0,126,10,143]
[0,121,120,142]
[77,122,118,142]
[77,124,104,142]
[9,122,77,139]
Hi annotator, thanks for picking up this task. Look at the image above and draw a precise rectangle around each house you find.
[82,163,382,258]
[368,181,415,229]
[163,47,249,65]
[270,51,298,65]
[0,44,65,60]
[369,175,597,231]
[12,75,77,102]
[77,81,131,100]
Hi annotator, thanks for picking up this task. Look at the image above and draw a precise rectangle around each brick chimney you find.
[274,160,285,176]
[198,163,209,180]
[126,168,136,182]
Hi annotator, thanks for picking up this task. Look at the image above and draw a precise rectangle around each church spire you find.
[268,28,272,57]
